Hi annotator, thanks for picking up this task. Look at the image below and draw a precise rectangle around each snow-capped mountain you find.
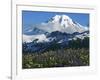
[23,15,89,43]
[37,15,88,33]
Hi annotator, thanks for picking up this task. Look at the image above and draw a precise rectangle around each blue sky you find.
[22,10,89,27]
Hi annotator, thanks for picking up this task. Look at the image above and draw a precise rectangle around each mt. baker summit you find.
[46,15,88,33]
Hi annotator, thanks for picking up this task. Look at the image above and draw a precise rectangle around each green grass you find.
[22,48,89,69]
